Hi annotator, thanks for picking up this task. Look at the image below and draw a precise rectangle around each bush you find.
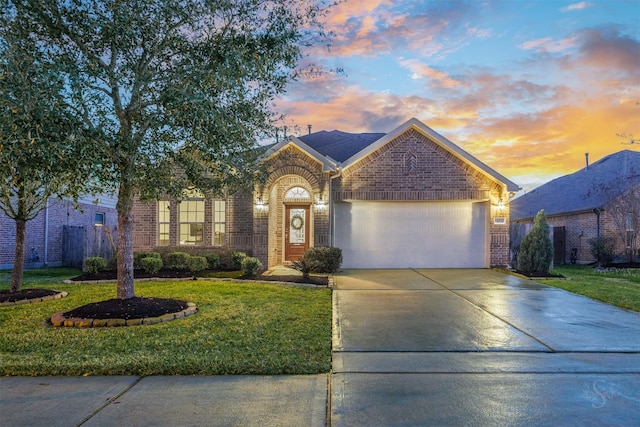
[217,249,237,270]
[165,252,191,270]
[134,251,161,269]
[291,256,319,280]
[241,257,263,277]
[187,256,209,273]
[84,257,107,274]
[518,210,553,274]
[306,247,342,273]
[205,253,220,270]
[140,256,163,274]
[232,251,247,270]
[588,236,617,266]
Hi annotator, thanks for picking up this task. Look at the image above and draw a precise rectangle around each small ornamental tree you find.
[518,210,554,275]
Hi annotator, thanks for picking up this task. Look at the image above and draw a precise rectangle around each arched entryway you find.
[267,176,316,267]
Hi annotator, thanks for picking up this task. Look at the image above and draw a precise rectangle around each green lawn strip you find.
[0,278,331,376]
[541,265,640,312]
[0,267,81,286]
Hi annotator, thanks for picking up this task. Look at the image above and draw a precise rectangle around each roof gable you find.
[511,150,640,220]
[340,118,520,192]
[262,137,337,172]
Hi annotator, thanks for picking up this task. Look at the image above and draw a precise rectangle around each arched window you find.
[284,187,311,200]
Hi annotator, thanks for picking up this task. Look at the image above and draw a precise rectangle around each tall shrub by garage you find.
[518,210,553,275]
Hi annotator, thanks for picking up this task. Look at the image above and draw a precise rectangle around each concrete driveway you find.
[332,269,640,426]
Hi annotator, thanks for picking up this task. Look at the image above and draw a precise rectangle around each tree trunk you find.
[116,181,135,299]
[11,219,26,293]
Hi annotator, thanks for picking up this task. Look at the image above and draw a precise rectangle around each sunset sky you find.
[275,0,640,195]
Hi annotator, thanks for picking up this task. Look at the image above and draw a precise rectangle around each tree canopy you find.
[4,0,335,298]
[0,15,93,292]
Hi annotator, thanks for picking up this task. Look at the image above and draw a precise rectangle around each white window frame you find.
[179,199,205,245]
[158,201,171,246]
[213,199,226,246]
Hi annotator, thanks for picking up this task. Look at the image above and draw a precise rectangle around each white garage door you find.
[334,201,488,268]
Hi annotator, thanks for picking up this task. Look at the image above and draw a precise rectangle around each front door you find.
[285,205,310,261]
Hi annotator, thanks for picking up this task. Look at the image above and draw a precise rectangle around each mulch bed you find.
[63,297,189,320]
[0,288,61,304]
[70,270,329,286]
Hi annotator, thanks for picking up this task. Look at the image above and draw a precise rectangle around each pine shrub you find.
[518,210,554,274]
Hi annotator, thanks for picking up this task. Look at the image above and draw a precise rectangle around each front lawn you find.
[542,265,640,312]
[0,269,331,376]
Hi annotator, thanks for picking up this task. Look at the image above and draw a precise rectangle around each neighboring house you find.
[132,118,520,269]
[0,195,118,270]
[510,150,640,265]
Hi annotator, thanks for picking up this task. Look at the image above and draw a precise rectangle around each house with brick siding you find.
[0,195,118,270]
[511,150,640,265]
[132,118,520,269]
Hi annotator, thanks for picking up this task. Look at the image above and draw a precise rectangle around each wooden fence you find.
[62,225,117,268]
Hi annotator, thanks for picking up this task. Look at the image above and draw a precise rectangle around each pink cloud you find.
[399,59,462,88]
[518,36,578,53]
[560,2,591,12]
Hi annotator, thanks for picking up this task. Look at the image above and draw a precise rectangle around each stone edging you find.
[50,302,197,328]
[0,291,68,307]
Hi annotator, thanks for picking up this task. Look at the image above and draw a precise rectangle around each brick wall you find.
[1,199,117,269]
[335,129,510,267]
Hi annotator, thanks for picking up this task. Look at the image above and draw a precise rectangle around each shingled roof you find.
[298,130,385,163]
[511,150,640,220]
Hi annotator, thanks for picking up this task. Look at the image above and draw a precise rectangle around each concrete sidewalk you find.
[0,375,328,427]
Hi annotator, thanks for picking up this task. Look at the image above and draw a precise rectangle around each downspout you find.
[593,208,602,238]
[43,199,49,266]
[329,166,342,247]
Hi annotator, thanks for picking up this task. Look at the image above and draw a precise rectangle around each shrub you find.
[84,257,107,274]
[291,256,319,281]
[134,252,161,269]
[588,236,617,266]
[241,257,263,277]
[232,251,247,270]
[165,252,191,270]
[307,247,342,273]
[518,210,553,274]
[217,249,237,270]
[205,253,220,270]
[187,256,209,273]
[140,256,163,274]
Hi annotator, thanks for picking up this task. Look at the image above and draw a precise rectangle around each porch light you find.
[315,197,326,210]
[255,197,266,211]
[497,198,505,211]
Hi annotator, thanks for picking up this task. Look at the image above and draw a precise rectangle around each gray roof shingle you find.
[511,150,640,220]
[298,130,385,163]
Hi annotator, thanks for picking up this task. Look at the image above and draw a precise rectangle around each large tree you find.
[0,18,93,293]
[7,0,333,299]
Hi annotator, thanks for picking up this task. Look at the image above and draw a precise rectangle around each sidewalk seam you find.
[75,376,143,427]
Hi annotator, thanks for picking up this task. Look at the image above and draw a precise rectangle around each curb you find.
[0,291,68,307]
[49,302,198,328]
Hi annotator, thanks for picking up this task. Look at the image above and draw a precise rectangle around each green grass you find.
[541,265,640,312]
[0,268,331,376]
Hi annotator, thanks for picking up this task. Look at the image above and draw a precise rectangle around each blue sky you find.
[275,0,640,194]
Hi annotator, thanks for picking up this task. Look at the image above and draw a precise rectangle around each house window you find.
[158,201,170,245]
[285,187,310,200]
[213,200,226,246]
[179,200,204,245]
[94,212,105,226]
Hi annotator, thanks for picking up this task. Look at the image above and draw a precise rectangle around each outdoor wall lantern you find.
[255,197,266,211]
[315,197,326,210]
